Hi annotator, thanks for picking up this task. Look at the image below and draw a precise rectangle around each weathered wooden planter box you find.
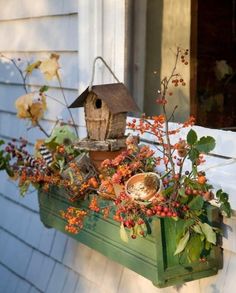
[38,188,223,288]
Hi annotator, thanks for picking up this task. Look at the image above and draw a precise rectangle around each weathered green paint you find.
[38,188,223,288]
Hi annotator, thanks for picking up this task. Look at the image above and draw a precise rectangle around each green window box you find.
[38,188,223,288]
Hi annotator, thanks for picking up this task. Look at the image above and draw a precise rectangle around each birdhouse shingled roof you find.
[69,83,140,114]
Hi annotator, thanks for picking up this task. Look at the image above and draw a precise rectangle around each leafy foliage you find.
[195,136,216,153]
[45,126,77,147]
[187,129,198,146]
[187,129,216,165]
[174,230,190,255]
[216,189,231,217]
[188,195,204,210]
[0,140,12,176]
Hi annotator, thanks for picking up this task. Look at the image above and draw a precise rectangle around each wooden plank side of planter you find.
[153,216,223,287]
[38,191,159,283]
[38,189,223,287]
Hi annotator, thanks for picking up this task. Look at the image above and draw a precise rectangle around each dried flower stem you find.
[56,74,79,138]
[0,54,28,93]
[161,48,181,175]
[27,109,50,137]
[0,53,79,138]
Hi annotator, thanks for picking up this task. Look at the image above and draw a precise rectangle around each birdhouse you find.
[69,83,139,141]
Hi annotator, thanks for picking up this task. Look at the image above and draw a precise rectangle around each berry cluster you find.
[60,207,87,234]
[180,48,189,65]
[171,77,186,87]
[5,138,29,161]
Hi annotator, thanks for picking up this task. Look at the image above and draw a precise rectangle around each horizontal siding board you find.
[0,263,12,292]
[0,15,78,52]
[15,279,31,293]
[0,85,79,123]
[100,259,123,293]
[0,83,78,112]
[0,52,79,90]
[50,231,68,262]
[61,271,79,293]
[0,230,33,277]
[0,170,39,212]
[0,113,79,145]
[0,0,77,20]
[63,239,93,274]
[45,263,69,293]
[0,195,33,240]
[25,250,55,292]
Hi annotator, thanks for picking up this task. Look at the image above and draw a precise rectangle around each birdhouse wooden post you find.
[69,83,139,141]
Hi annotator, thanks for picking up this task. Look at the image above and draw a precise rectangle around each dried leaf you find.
[25,61,41,74]
[39,54,60,80]
[15,92,47,124]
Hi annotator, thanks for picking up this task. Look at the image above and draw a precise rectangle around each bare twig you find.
[27,108,50,137]
[160,48,181,175]
[0,54,28,93]
[56,74,79,137]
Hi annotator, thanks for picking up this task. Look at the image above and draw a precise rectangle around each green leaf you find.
[120,223,129,243]
[175,219,186,242]
[19,181,30,196]
[6,167,14,177]
[44,136,58,150]
[68,171,74,184]
[188,148,200,163]
[219,192,229,203]
[199,222,216,244]
[174,230,190,255]
[186,234,203,262]
[39,85,49,93]
[187,129,198,146]
[220,202,232,218]
[192,224,203,235]
[58,159,65,173]
[183,219,195,231]
[205,241,212,251]
[188,195,204,210]
[137,223,147,237]
[195,136,216,153]
[178,187,187,197]
[216,189,223,198]
[45,126,77,146]
[200,234,205,242]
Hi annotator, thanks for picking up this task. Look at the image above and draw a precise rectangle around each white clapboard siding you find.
[0,85,79,124]
[0,0,77,20]
[0,52,78,90]
[0,2,81,291]
[0,15,78,52]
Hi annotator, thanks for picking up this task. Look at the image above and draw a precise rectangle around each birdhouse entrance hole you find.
[94,98,102,109]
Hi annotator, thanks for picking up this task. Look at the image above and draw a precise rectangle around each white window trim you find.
[78,0,125,90]
[77,0,126,133]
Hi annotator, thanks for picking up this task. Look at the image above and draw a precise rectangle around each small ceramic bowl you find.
[125,172,162,202]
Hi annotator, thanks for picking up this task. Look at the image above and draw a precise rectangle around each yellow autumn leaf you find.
[15,93,33,119]
[15,92,47,124]
[25,60,41,74]
[39,54,60,81]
